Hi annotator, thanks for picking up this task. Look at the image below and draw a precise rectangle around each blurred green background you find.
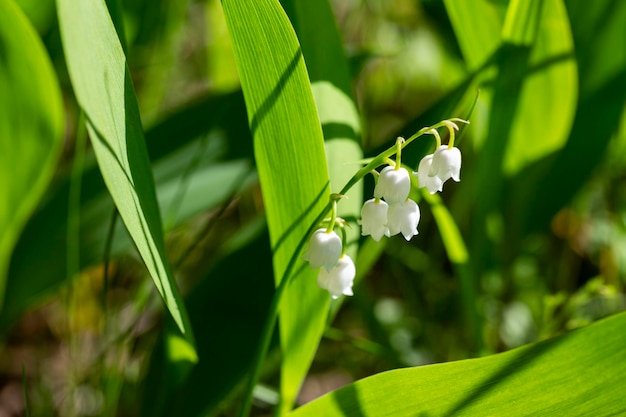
[1,0,625,415]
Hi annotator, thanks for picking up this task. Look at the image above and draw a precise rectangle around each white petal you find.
[415,155,443,194]
[430,146,462,184]
[387,199,420,241]
[304,229,342,271]
[374,166,411,204]
[359,198,389,241]
[317,255,356,298]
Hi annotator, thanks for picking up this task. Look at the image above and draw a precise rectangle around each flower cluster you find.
[303,119,467,299]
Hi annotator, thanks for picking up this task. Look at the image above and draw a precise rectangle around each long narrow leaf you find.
[280,0,363,412]
[221,0,331,412]
[56,0,194,344]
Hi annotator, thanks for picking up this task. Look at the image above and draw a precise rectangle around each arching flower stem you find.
[239,117,470,417]
[429,128,442,148]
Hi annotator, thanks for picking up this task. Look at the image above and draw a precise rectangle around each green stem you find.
[339,226,348,257]
[394,137,404,169]
[238,119,458,417]
[326,199,338,233]
[430,128,442,148]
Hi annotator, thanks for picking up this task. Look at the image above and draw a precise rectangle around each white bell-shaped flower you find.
[359,198,389,241]
[317,254,356,299]
[374,166,411,204]
[303,228,342,271]
[429,145,461,183]
[415,154,443,194]
[387,199,420,241]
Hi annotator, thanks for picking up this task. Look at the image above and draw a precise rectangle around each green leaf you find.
[282,0,363,238]
[503,0,577,176]
[502,0,543,46]
[423,191,468,264]
[56,0,194,342]
[443,0,503,69]
[221,0,331,412]
[422,190,481,353]
[0,0,63,311]
[290,312,626,416]
[281,0,364,410]
[521,0,626,232]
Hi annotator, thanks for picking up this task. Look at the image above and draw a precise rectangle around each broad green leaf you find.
[502,0,543,46]
[0,0,63,312]
[468,0,575,270]
[443,0,503,70]
[503,0,577,175]
[522,0,626,232]
[221,0,331,413]
[290,311,626,416]
[56,0,193,342]
[282,0,362,230]
[281,0,363,411]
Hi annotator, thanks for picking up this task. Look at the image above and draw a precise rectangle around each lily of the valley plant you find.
[303,118,468,299]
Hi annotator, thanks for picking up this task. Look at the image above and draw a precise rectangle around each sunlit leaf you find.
[57,0,194,342]
[0,0,63,312]
[290,312,626,416]
[521,0,626,232]
[221,0,331,413]
[443,0,503,70]
[503,0,577,175]
[281,0,363,411]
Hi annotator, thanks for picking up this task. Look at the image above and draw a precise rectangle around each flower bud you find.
[374,166,411,204]
[317,255,356,299]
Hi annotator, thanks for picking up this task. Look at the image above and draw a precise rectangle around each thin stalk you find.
[326,199,338,233]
